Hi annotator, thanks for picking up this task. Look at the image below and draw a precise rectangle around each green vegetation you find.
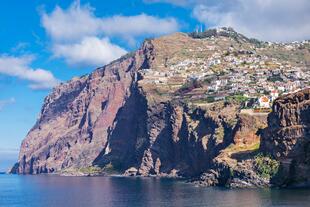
[206,96,215,103]
[178,79,202,93]
[216,71,227,76]
[203,77,212,84]
[229,168,234,177]
[254,153,279,179]
[103,162,120,174]
[188,29,217,39]
[78,166,103,175]
[249,38,264,47]
[225,94,249,104]
[267,74,283,82]
[225,141,260,154]
[60,166,103,175]
[227,118,238,128]
[215,126,225,142]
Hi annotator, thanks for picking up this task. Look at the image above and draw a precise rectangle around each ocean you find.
[0,174,309,207]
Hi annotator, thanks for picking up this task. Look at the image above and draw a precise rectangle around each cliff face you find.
[11,29,310,188]
[13,43,148,174]
[12,32,258,177]
[261,89,310,187]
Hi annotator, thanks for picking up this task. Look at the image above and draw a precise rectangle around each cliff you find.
[261,89,310,187]
[11,28,310,188]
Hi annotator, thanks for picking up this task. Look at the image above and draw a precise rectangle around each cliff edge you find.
[11,28,310,188]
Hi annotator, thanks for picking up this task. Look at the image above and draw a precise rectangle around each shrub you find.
[178,79,202,93]
[206,96,215,103]
[103,162,120,174]
[79,166,103,175]
[225,95,249,104]
[254,153,279,179]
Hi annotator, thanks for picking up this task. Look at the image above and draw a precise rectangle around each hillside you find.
[11,28,310,187]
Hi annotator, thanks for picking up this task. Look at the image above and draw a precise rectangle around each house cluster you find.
[139,38,310,110]
[189,49,309,108]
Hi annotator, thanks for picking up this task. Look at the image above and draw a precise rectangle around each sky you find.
[0,0,310,172]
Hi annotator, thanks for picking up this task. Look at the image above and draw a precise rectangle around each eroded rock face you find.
[13,34,248,177]
[261,89,310,187]
[12,30,310,188]
[14,47,146,174]
[233,114,267,146]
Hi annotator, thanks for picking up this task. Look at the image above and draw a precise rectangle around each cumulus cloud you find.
[42,3,179,42]
[0,55,60,89]
[53,37,127,66]
[41,2,100,42]
[147,0,310,42]
[144,0,208,7]
[0,98,15,111]
[99,14,179,39]
[144,0,187,6]
[193,0,310,42]
[144,0,227,7]
[41,1,180,66]
[192,0,310,42]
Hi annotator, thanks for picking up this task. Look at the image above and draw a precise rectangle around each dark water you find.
[0,175,310,207]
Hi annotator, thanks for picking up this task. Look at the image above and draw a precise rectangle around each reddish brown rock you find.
[261,88,310,187]
[14,47,146,174]
[11,30,310,188]
[233,114,267,145]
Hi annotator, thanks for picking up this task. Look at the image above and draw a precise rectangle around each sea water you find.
[0,174,310,207]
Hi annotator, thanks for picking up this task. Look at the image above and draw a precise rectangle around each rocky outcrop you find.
[13,44,147,174]
[261,89,310,187]
[233,114,267,145]
[194,89,310,188]
[12,33,246,177]
[11,29,310,188]
[193,113,269,188]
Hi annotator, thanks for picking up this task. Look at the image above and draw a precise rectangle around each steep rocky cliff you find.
[261,89,310,187]
[11,28,310,188]
[12,42,147,174]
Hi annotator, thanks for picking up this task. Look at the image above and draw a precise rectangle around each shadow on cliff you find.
[149,105,235,177]
[92,82,149,171]
[269,127,310,187]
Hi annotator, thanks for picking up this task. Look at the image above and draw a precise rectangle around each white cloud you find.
[192,0,310,42]
[0,55,60,90]
[41,1,180,67]
[146,0,310,42]
[41,2,101,42]
[144,0,185,6]
[42,2,180,41]
[53,37,127,67]
[99,14,179,38]
[0,98,15,111]
[144,0,205,6]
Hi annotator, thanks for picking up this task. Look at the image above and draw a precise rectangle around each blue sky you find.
[0,0,198,171]
[0,0,310,171]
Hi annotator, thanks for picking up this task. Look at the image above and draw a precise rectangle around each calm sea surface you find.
[0,174,310,207]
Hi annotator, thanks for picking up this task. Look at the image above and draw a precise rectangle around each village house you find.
[258,96,271,108]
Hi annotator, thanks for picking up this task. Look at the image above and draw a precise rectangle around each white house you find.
[258,96,270,108]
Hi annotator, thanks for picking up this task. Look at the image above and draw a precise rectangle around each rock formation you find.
[261,89,310,187]
[11,28,310,188]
